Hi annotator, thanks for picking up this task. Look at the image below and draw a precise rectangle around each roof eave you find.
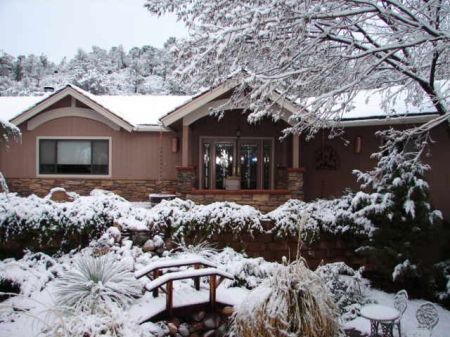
[10,85,135,132]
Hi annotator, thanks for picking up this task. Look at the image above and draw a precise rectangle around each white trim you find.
[27,107,120,131]
[134,125,173,132]
[336,114,439,127]
[36,136,112,179]
[11,86,134,132]
[161,79,240,126]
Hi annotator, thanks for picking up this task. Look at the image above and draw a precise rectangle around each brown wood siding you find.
[0,116,180,180]
[301,124,450,220]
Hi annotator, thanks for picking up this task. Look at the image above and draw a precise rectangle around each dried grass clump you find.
[230,259,343,337]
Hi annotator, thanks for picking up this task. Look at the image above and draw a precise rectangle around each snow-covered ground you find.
[345,288,450,337]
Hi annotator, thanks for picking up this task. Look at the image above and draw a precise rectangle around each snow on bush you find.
[231,259,341,337]
[212,247,278,289]
[315,262,369,322]
[172,201,263,240]
[54,254,141,312]
[0,190,159,251]
[0,252,63,297]
[266,195,375,243]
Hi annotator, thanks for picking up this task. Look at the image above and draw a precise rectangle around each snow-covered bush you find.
[266,196,375,243]
[0,251,62,297]
[315,262,369,322]
[213,247,278,289]
[54,254,141,313]
[353,130,442,289]
[231,259,341,337]
[174,201,263,240]
[0,190,158,253]
[150,198,264,241]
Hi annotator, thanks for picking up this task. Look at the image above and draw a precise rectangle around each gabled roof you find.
[159,76,299,127]
[1,84,192,132]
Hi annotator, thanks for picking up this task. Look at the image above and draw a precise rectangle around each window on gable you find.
[39,139,109,175]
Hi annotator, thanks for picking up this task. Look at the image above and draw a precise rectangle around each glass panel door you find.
[240,143,258,189]
[215,143,234,189]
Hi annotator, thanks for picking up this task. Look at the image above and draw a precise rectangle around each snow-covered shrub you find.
[213,247,278,289]
[231,259,341,337]
[0,251,62,297]
[150,198,263,241]
[149,198,195,230]
[42,306,155,337]
[353,130,442,289]
[315,262,369,322]
[0,190,158,254]
[431,260,450,309]
[266,196,374,243]
[175,201,264,240]
[54,254,141,312]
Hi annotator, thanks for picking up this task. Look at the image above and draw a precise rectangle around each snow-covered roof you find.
[0,80,447,132]
[0,84,192,131]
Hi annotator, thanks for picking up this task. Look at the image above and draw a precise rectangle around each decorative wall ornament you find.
[315,145,339,170]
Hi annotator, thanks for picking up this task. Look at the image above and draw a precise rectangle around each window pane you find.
[263,141,272,189]
[92,140,109,165]
[215,143,234,189]
[240,143,258,189]
[57,141,91,165]
[40,140,56,164]
[202,143,211,189]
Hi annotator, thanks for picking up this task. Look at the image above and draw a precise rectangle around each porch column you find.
[292,134,300,168]
[288,134,304,199]
[182,124,190,167]
[177,123,195,195]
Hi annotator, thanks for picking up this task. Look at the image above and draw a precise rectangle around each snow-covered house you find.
[0,80,449,217]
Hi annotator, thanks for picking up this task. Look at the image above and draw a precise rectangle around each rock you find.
[221,306,234,316]
[189,334,200,337]
[143,239,156,252]
[189,322,204,333]
[192,311,205,322]
[204,313,220,329]
[106,226,121,243]
[170,318,181,327]
[167,322,178,336]
[48,188,74,203]
[178,324,190,337]
[153,235,164,248]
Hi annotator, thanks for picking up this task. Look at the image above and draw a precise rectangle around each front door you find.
[201,138,273,190]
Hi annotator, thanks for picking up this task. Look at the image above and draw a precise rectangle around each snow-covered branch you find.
[147,0,450,137]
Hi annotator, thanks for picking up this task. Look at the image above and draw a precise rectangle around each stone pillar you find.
[176,166,195,195]
[287,168,305,199]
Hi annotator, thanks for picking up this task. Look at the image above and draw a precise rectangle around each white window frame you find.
[36,136,112,178]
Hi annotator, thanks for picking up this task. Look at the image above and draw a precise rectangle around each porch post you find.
[292,134,300,168]
[182,124,190,167]
[176,123,195,195]
[288,134,304,199]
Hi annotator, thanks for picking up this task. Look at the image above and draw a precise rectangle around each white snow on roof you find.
[95,95,192,126]
[0,96,47,122]
[337,80,449,120]
[0,86,192,129]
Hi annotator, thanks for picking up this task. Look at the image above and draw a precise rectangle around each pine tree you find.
[353,130,442,290]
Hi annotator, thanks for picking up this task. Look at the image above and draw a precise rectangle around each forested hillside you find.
[0,38,186,96]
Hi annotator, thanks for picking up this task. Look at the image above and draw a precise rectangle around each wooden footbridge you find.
[133,257,235,322]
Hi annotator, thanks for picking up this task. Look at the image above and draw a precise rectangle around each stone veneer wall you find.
[206,231,366,269]
[185,190,293,213]
[5,178,177,201]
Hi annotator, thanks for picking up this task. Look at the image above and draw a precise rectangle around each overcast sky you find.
[0,0,187,62]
